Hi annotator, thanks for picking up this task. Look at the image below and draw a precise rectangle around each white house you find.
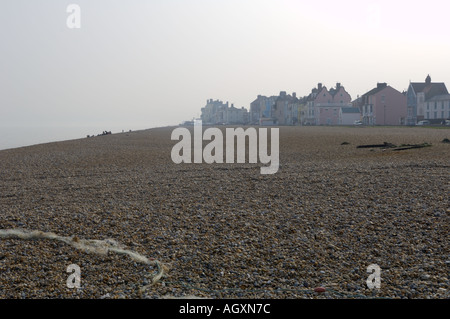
[424,94,450,122]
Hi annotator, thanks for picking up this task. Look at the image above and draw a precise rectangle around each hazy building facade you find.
[250,95,277,125]
[354,83,407,125]
[201,99,248,125]
[304,83,352,125]
[225,104,248,124]
[250,92,300,126]
[201,99,228,124]
[273,91,299,125]
[424,94,450,122]
[406,75,449,125]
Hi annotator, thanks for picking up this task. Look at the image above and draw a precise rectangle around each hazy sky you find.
[1,0,450,148]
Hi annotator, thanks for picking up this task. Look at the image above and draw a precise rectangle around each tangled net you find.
[0,228,168,293]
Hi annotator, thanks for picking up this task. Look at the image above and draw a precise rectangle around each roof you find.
[341,107,361,114]
[361,83,388,98]
[410,82,448,100]
[306,83,348,102]
[276,93,299,103]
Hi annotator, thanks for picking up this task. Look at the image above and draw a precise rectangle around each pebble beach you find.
[0,125,449,299]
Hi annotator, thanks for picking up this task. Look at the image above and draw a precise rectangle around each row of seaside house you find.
[200,75,450,126]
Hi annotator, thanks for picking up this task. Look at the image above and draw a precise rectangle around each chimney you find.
[318,83,323,91]
[377,83,387,89]
[336,83,341,89]
[292,92,296,98]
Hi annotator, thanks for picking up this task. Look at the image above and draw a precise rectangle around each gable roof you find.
[308,84,348,101]
[352,83,389,107]
[409,76,448,100]
[421,83,447,100]
[361,83,388,98]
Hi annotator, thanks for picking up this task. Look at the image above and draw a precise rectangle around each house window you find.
[435,102,437,109]
[427,103,430,110]
[442,111,445,118]
[381,95,385,103]
[434,111,437,118]
[426,112,430,119]
[442,102,445,109]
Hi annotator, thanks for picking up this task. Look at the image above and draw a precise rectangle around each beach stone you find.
[314,287,326,293]
[0,126,449,299]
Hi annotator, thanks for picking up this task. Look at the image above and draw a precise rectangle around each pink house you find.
[353,83,407,125]
[304,83,353,125]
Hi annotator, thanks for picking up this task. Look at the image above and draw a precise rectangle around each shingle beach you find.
[0,126,448,299]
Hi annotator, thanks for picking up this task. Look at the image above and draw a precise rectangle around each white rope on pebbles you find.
[0,228,167,292]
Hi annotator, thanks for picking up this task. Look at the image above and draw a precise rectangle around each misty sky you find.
[1,0,450,149]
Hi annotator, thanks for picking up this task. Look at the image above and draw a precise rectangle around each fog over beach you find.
[0,124,167,151]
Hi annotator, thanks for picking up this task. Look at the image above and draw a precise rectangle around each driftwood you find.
[357,142,397,149]
[357,142,433,151]
[392,143,432,151]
